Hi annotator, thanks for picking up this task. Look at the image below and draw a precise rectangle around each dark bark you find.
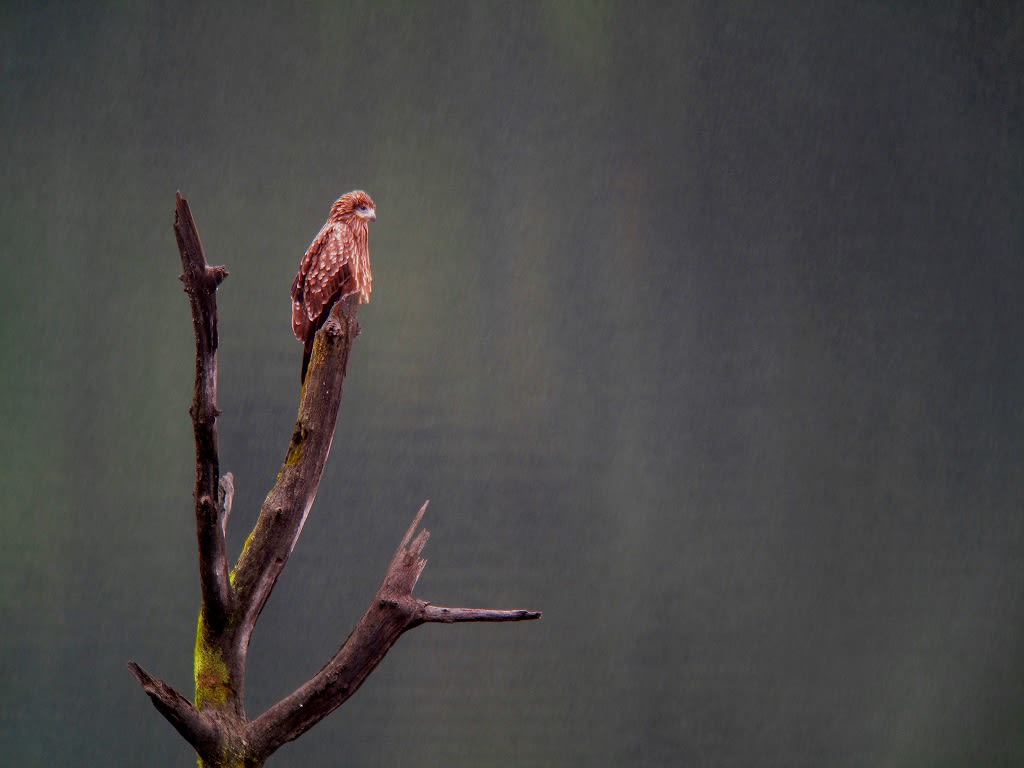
[128,194,541,768]
[127,661,219,756]
[174,192,233,637]
[248,502,541,755]
[230,294,361,644]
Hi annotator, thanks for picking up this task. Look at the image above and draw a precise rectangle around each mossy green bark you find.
[284,438,303,466]
[197,751,256,768]
[194,609,232,709]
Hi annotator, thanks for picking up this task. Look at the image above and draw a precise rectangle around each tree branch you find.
[418,605,543,624]
[175,192,233,633]
[229,295,361,644]
[246,502,541,755]
[127,662,220,756]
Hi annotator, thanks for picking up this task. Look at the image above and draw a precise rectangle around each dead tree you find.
[128,193,540,768]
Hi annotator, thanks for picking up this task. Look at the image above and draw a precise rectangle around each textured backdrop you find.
[2,2,1022,766]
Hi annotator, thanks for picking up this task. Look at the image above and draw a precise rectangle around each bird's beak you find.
[365,208,376,222]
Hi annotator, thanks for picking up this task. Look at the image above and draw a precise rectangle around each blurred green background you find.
[2,2,1022,766]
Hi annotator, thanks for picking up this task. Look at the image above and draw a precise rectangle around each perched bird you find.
[291,190,376,380]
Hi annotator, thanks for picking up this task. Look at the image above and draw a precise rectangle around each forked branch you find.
[129,193,540,768]
[248,501,541,754]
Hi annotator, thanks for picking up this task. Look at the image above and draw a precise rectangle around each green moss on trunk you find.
[194,610,232,708]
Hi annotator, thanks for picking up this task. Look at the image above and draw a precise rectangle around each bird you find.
[291,190,376,381]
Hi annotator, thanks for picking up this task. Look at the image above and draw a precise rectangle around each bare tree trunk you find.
[129,193,540,768]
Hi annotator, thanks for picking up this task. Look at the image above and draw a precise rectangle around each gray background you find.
[2,2,1022,766]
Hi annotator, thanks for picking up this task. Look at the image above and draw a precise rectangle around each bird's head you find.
[331,190,376,222]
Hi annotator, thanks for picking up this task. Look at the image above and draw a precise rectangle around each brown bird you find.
[291,190,376,380]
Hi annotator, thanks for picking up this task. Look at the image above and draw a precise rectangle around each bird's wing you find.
[290,266,310,342]
[292,223,357,342]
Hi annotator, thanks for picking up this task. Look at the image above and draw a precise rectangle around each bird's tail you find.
[301,336,313,382]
